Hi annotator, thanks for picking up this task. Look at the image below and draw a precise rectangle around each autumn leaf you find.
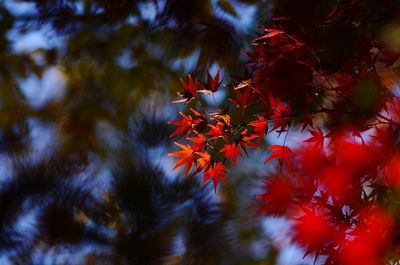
[195,151,212,171]
[189,108,208,132]
[293,206,335,256]
[298,145,326,176]
[168,142,196,177]
[203,162,229,192]
[173,74,197,104]
[257,174,295,215]
[229,87,254,109]
[265,145,293,167]
[299,116,314,132]
[168,112,195,138]
[268,95,291,135]
[189,108,205,118]
[220,143,243,167]
[198,67,223,94]
[207,123,225,140]
[249,115,267,142]
[187,133,206,151]
[339,206,393,265]
[238,129,258,156]
[168,109,207,138]
[304,128,324,147]
[321,165,355,205]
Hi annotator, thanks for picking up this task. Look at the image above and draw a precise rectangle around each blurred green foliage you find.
[0,1,285,264]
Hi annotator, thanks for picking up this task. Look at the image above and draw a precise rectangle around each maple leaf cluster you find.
[169,0,400,263]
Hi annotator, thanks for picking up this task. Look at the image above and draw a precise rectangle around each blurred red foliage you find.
[169,0,400,263]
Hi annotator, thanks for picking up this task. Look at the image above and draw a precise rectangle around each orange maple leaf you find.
[195,151,212,171]
[168,142,196,177]
[187,133,206,151]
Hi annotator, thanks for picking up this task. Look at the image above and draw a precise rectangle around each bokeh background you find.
[0,1,315,264]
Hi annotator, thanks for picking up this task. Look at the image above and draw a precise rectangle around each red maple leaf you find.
[304,128,325,148]
[299,116,314,132]
[257,174,295,215]
[168,142,196,177]
[244,46,265,64]
[203,162,229,192]
[187,133,206,151]
[220,143,243,167]
[229,87,254,109]
[238,129,258,156]
[173,74,197,104]
[168,109,207,138]
[339,206,393,265]
[168,112,196,138]
[249,115,268,142]
[384,154,400,188]
[321,165,357,206]
[268,95,291,134]
[189,108,205,118]
[207,123,225,140]
[265,145,293,167]
[293,206,335,256]
[189,108,208,132]
[198,67,222,93]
